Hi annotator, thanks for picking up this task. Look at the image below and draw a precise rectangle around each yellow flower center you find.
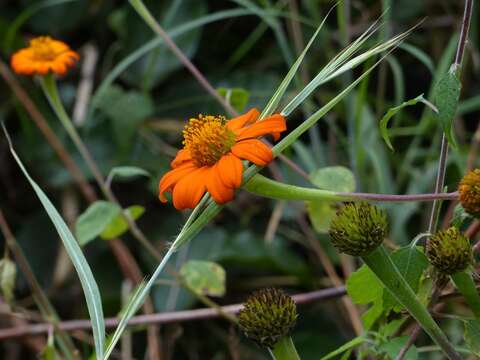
[29,37,58,61]
[183,115,236,167]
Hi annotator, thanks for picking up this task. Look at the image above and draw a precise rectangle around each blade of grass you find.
[2,123,105,359]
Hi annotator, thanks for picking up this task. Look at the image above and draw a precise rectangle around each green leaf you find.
[179,260,226,297]
[309,166,355,192]
[319,336,367,360]
[107,166,150,183]
[378,336,418,360]
[346,264,383,305]
[383,246,429,313]
[362,299,384,330]
[433,65,462,147]
[464,320,480,356]
[379,94,435,151]
[96,85,154,151]
[3,124,105,359]
[217,87,250,113]
[0,258,16,304]
[41,332,56,360]
[100,205,145,240]
[75,201,121,246]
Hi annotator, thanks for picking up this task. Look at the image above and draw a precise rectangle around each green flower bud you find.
[238,288,297,348]
[329,202,388,256]
[459,169,480,218]
[427,227,472,275]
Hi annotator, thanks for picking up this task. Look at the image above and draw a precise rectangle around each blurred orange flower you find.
[11,36,79,76]
[159,108,286,210]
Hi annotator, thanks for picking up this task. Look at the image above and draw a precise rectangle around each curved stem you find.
[244,174,458,203]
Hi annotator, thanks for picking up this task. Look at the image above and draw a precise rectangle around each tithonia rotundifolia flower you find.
[427,227,472,275]
[158,108,286,210]
[238,288,297,348]
[459,168,480,218]
[11,36,79,76]
[329,202,388,256]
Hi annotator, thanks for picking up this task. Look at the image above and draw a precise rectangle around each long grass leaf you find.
[2,124,105,359]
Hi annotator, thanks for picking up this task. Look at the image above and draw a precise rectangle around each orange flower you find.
[159,108,286,210]
[11,36,79,76]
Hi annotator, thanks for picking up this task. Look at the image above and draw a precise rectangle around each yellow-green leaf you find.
[180,260,226,297]
[100,205,145,240]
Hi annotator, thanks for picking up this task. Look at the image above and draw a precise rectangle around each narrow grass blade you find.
[103,281,147,359]
[2,124,105,359]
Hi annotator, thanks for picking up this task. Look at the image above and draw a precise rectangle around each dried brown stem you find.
[0,287,346,340]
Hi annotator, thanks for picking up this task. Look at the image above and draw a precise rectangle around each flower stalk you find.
[269,337,300,360]
[362,245,461,360]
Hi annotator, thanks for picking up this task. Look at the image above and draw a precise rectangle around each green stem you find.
[244,174,458,203]
[451,270,480,320]
[269,337,300,360]
[362,246,461,360]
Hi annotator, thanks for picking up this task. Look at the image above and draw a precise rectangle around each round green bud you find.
[459,169,480,218]
[427,227,472,275]
[329,202,388,256]
[238,288,297,348]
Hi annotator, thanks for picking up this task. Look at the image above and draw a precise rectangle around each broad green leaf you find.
[464,320,480,356]
[179,260,226,297]
[100,206,145,240]
[309,166,355,192]
[0,258,16,304]
[378,336,418,360]
[383,246,429,313]
[107,166,150,183]
[379,94,435,151]
[75,201,121,246]
[433,65,461,147]
[217,88,249,112]
[3,125,105,358]
[346,264,383,305]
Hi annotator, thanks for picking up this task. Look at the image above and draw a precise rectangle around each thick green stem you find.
[362,246,461,360]
[269,337,300,360]
[451,270,480,320]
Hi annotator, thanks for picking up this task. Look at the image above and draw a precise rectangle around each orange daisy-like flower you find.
[11,36,79,76]
[159,108,286,210]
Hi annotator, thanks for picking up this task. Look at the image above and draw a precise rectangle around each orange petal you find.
[217,154,243,188]
[206,166,235,204]
[226,108,260,131]
[231,139,273,166]
[158,163,197,202]
[171,149,192,168]
[172,167,208,210]
[236,114,286,141]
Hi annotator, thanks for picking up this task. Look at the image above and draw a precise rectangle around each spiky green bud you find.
[427,227,472,275]
[459,169,480,218]
[329,202,388,256]
[238,288,297,348]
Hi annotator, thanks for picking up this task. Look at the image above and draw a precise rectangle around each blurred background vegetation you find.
[0,0,479,359]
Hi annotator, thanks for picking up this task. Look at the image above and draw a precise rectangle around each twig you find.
[0,209,79,358]
[73,43,98,126]
[0,287,346,339]
[0,61,162,359]
[397,1,474,358]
